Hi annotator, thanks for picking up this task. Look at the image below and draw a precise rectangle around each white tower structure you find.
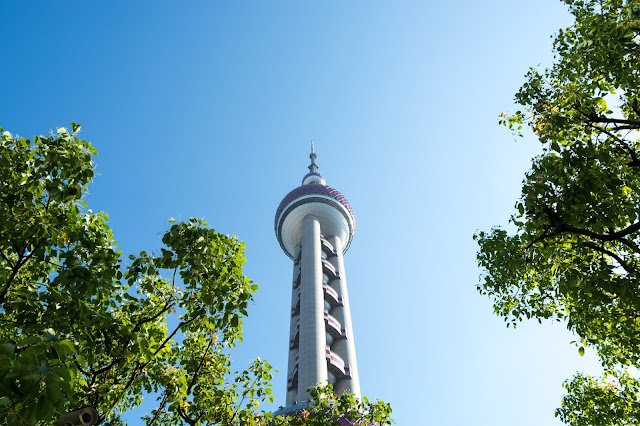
[274,144,360,408]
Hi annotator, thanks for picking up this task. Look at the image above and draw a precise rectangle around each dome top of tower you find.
[275,143,356,259]
[302,172,326,185]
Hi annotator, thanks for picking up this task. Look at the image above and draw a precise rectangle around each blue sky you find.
[1,1,605,424]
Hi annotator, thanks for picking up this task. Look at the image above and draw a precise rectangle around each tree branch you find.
[574,106,640,166]
[0,237,48,307]
[524,228,563,250]
[91,296,177,384]
[74,360,91,377]
[619,237,640,255]
[101,315,201,421]
[176,404,196,426]
[0,249,15,269]
[582,241,635,274]
[0,267,20,308]
[630,98,640,117]
[147,391,169,426]
[187,335,215,394]
[545,208,640,243]
[587,115,640,127]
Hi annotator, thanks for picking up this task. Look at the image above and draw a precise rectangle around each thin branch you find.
[0,267,20,308]
[229,374,261,425]
[176,404,196,426]
[10,238,23,262]
[608,124,640,131]
[152,315,199,361]
[631,99,640,117]
[187,335,215,394]
[0,318,41,327]
[524,228,563,250]
[582,241,635,274]
[0,250,15,269]
[91,296,177,382]
[132,297,176,335]
[147,392,169,426]
[101,315,201,421]
[19,237,46,266]
[574,106,640,166]
[619,237,640,255]
[0,236,44,307]
[74,360,91,377]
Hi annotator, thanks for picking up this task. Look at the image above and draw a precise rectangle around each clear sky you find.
[1,1,605,425]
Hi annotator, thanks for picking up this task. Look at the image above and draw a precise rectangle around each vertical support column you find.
[286,244,301,405]
[327,235,361,399]
[298,214,328,400]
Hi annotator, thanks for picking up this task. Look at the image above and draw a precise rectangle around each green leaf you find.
[35,395,54,419]
[52,341,75,356]
[0,343,15,357]
[45,382,61,403]
[18,336,41,347]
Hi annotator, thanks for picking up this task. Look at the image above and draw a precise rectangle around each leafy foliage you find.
[0,125,270,425]
[556,371,640,425]
[0,125,392,425]
[476,0,640,423]
[267,385,393,426]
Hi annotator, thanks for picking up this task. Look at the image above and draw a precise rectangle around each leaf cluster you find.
[0,126,270,425]
[476,0,640,423]
[265,385,393,426]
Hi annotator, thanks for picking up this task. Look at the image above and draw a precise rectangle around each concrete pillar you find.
[286,244,301,405]
[297,214,328,401]
[328,235,361,399]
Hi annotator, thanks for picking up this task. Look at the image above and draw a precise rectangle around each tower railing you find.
[325,347,347,377]
[320,236,336,255]
[324,311,345,338]
[321,258,339,279]
[322,282,342,306]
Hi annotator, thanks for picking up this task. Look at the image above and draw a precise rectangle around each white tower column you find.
[286,244,301,405]
[328,235,361,398]
[297,214,328,400]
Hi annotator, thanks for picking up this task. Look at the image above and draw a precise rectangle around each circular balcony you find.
[323,282,342,307]
[324,311,345,339]
[322,259,339,280]
[325,347,350,379]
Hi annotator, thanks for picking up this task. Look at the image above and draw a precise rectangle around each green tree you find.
[0,124,273,425]
[475,0,640,423]
[0,125,392,425]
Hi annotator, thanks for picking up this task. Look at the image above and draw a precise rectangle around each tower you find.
[274,144,360,410]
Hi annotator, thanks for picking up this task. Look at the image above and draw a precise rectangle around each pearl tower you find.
[274,144,360,409]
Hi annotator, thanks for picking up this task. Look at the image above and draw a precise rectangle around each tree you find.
[0,124,274,425]
[0,125,393,425]
[475,0,640,423]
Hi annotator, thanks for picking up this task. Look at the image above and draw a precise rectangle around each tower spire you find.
[308,140,318,173]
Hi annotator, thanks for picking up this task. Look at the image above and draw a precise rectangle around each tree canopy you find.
[0,125,392,425]
[475,0,640,423]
